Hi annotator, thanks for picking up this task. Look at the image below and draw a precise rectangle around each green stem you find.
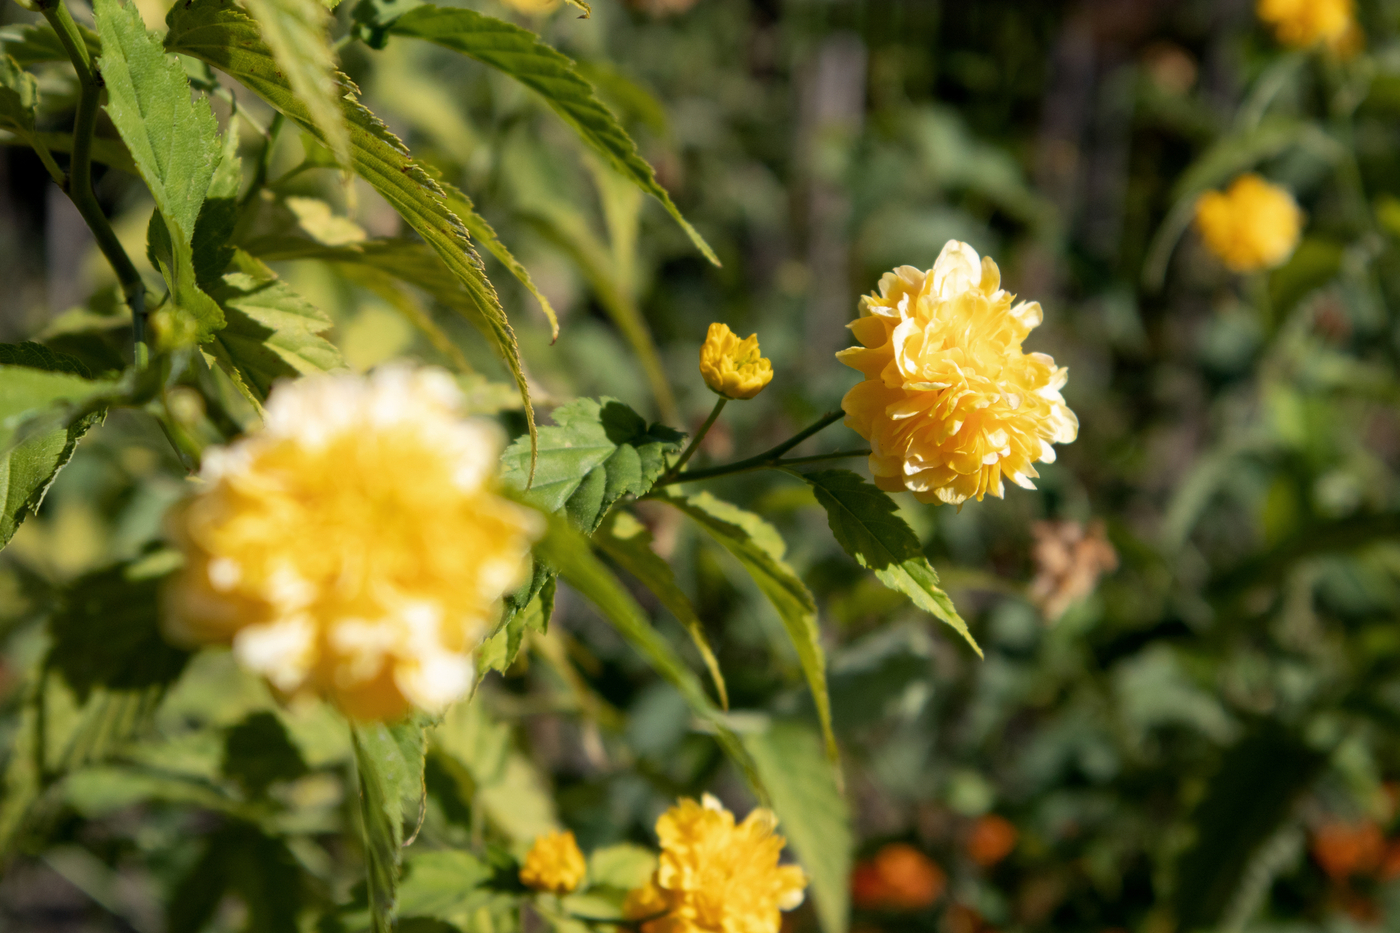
[240,112,283,210]
[39,0,149,364]
[26,134,66,187]
[655,409,859,487]
[657,448,870,486]
[666,396,726,478]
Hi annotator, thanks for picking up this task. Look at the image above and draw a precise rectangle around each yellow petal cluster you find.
[625,795,807,933]
[520,830,587,894]
[837,241,1078,506]
[699,323,773,400]
[166,366,543,722]
[1257,0,1359,52]
[1194,174,1303,273]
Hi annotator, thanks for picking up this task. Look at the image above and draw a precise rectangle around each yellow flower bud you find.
[1258,0,1360,53]
[1194,174,1303,273]
[520,830,587,895]
[698,323,773,400]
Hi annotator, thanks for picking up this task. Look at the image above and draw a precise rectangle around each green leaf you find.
[659,489,837,765]
[386,4,717,265]
[46,564,191,705]
[352,718,429,933]
[0,53,38,137]
[222,712,309,797]
[534,513,764,795]
[164,0,537,467]
[797,470,980,656]
[95,0,222,248]
[397,850,498,923]
[596,510,727,709]
[1172,723,1325,932]
[243,0,350,167]
[207,251,345,398]
[440,180,560,341]
[477,576,552,675]
[0,21,101,67]
[499,397,685,534]
[744,722,851,933]
[168,823,306,933]
[0,345,119,548]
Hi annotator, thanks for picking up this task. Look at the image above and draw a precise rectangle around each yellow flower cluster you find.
[1194,174,1303,273]
[699,323,773,400]
[521,830,587,894]
[1257,0,1360,52]
[166,366,542,721]
[625,794,807,933]
[837,241,1078,506]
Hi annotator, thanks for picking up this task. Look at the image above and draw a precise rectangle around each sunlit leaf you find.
[797,469,979,655]
[352,718,429,933]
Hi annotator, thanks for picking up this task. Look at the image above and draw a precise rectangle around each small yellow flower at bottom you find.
[699,323,773,400]
[625,794,807,933]
[520,830,587,895]
[1194,174,1303,273]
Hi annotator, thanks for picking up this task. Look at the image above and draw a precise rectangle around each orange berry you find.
[967,815,1019,868]
[1311,821,1384,879]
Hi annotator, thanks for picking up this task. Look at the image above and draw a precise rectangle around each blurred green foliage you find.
[2,0,1400,932]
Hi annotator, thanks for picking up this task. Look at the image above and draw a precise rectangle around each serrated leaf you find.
[798,469,979,656]
[165,0,537,466]
[660,489,837,765]
[744,722,851,933]
[0,21,102,68]
[95,0,222,246]
[597,510,727,709]
[207,251,345,398]
[243,0,350,167]
[500,397,685,534]
[440,180,559,340]
[0,345,119,548]
[352,718,429,933]
[476,577,552,675]
[534,513,765,795]
[387,4,717,265]
[0,53,38,137]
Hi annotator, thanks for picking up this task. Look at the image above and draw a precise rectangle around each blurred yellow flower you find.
[166,366,542,722]
[699,323,773,400]
[837,241,1078,506]
[520,830,587,894]
[1257,0,1360,53]
[500,0,561,13]
[1195,174,1303,273]
[625,794,807,933]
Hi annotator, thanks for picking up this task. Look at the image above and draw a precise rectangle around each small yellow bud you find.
[520,830,587,895]
[1194,174,1303,273]
[699,323,773,400]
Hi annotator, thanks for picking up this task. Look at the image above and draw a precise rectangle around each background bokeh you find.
[4,0,1400,931]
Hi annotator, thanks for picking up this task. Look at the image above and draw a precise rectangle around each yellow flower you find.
[1194,174,1303,273]
[165,366,543,722]
[836,241,1078,506]
[699,323,773,400]
[624,794,806,933]
[520,830,587,894]
[1257,0,1360,52]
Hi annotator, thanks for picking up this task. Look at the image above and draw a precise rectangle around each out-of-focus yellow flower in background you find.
[837,241,1078,506]
[1195,174,1304,273]
[625,794,806,933]
[499,0,561,13]
[1258,0,1361,54]
[520,830,587,894]
[699,323,773,400]
[166,366,542,722]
